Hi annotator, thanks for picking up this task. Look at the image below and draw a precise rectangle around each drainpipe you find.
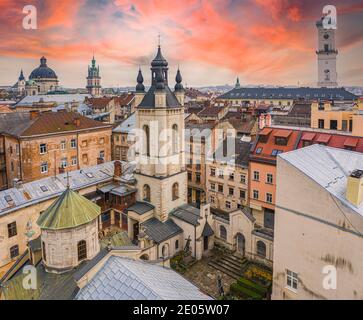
[194,225,197,259]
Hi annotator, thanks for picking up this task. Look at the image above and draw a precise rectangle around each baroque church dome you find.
[29,56,58,80]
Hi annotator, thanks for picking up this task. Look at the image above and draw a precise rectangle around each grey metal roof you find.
[110,185,136,197]
[279,144,363,217]
[15,94,90,107]
[213,137,251,167]
[201,221,214,237]
[138,85,181,109]
[76,256,211,300]
[113,112,136,134]
[0,112,36,136]
[218,87,357,101]
[141,218,182,243]
[0,161,135,217]
[127,201,154,215]
[170,204,201,226]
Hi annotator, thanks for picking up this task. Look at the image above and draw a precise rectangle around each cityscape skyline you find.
[0,0,363,88]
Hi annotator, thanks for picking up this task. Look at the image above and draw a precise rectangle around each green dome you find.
[37,188,101,230]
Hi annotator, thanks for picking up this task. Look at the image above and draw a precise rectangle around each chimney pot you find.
[114,160,122,178]
[346,169,363,207]
[30,110,40,120]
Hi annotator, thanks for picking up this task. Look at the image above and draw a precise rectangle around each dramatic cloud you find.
[0,0,362,86]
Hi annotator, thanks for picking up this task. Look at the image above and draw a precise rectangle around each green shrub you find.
[237,277,268,295]
[230,283,263,300]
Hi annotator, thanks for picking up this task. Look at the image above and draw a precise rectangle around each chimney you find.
[29,110,40,120]
[265,114,272,127]
[13,178,23,189]
[73,116,81,127]
[346,170,363,207]
[59,167,65,174]
[114,160,122,178]
[259,114,266,130]
[97,157,105,165]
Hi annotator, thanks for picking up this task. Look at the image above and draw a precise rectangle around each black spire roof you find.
[29,56,58,80]
[18,70,25,81]
[151,46,168,67]
[174,69,183,91]
[136,68,145,92]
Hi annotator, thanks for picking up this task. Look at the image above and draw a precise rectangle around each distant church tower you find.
[316,15,338,87]
[17,70,26,95]
[134,45,187,222]
[87,55,101,96]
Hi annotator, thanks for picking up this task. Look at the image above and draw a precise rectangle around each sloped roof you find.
[217,87,357,101]
[0,112,36,136]
[141,218,182,243]
[201,221,214,237]
[138,86,181,109]
[279,144,363,217]
[76,256,211,300]
[20,112,111,137]
[36,188,101,230]
[213,138,251,166]
[127,201,154,215]
[170,204,201,226]
[113,113,136,134]
[15,94,90,107]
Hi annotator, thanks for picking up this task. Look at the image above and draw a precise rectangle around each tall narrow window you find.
[172,124,178,154]
[77,240,87,261]
[257,240,266,257]
[42,241,47,262]
[172,183,179,201]
[143,125,150,156]
[143,184,151,202]
[220,225,227,240]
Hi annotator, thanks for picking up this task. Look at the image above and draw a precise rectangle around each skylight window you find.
[86,173,94,178]
[4,195,14,204]
[40,185,48,192]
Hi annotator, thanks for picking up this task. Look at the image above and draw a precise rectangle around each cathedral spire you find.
[235,77,240,88]
[18,69,25,81]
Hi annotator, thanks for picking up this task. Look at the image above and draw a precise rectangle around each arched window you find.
[220,225,227,240]
[257,240,266,258]
[143,125,150,156]
[172,183,179,201]
[143,184,151,202]
[175,240,179,250]
[162,244,169,258]
[77,240,87,261]
[172,124,178,154]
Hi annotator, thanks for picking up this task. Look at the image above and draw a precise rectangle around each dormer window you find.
[275,137,287,146]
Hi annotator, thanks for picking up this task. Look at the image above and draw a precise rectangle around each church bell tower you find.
[134,45,187,222]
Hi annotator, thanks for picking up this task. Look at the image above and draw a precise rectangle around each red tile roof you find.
[20,112,111,137]
[251,128,301,163]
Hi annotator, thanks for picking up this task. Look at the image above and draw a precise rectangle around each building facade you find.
[0,111,112,186]
[272,145,363,300]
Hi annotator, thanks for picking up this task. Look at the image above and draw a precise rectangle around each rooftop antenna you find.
[158,33,161,47]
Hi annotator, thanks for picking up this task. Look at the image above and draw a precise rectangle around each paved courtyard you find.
[182,257,236,298]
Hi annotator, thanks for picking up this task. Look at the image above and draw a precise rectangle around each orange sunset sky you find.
[0,0,363,88]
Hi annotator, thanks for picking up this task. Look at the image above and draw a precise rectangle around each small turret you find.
[174,68,185,106]
[136,68,145,92]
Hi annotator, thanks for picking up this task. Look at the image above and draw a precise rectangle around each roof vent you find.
[346,169,363,207]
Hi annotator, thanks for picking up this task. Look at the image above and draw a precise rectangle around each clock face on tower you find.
[324,34,329,40]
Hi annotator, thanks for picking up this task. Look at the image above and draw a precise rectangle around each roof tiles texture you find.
[76,256,211,300]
